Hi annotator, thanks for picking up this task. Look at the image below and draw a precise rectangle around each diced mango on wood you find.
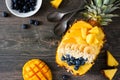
[107,51,119,67]
[102,68,118,80]
[51,0,62,8]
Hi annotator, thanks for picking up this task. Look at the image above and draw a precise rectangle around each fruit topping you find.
[61,55,87,70]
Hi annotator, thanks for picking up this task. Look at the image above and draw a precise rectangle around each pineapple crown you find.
[83,0,120,26]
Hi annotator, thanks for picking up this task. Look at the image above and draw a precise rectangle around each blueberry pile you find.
[11,0,37,13]
[61,55,87,70]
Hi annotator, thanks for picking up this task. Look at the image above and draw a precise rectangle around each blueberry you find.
[12,0,17,3]
[11,0,37,13]
[30,7,35,11]
[61,56,66,61]
[67,61,72,66]
[21,24,29,29]
[70,56,75,61]
[78,57,84,61]
[71,60,76,65]
[18,9,23,13]
[29,19,35,24]
[74,65,79,70]
[30,0,35,2]
[23,6,27,10]
[66,54,70,58]
[62,75,69,80]
[2,12,8,17]
[81,61,85,65]
[75,60,81,66]
[66,58,70,62]
[34,21,40,26]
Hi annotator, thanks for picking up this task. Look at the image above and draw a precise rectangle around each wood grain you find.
[0,0,120,80]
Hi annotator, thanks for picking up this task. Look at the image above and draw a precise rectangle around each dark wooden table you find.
[0,0,120,80]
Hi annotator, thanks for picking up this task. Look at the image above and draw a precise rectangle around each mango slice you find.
[102,68,118,80]
[51,0,62,8]
[107,51,119,67]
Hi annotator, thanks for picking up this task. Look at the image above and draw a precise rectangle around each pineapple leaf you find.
[109,0,116,4]
[113,0,120,7]
[94,0,103,7]
[109,7,120,12]
[102,18,112,22]
[97,8,101,14]
[84,0,120,26]
[101,14,119,18]
[102,4,114,13]
[103,0,110,5]
[100,21,109,25]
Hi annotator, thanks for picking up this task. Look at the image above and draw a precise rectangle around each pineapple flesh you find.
[56,0,120,76]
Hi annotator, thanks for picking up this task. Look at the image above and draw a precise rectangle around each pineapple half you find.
[56,0,120,76]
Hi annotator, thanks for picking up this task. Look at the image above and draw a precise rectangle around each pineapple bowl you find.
[56,0,120,76]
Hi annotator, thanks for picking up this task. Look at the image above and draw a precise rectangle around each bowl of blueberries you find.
[5,0,42,17]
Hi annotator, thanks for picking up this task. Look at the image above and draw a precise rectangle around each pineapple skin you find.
[56,20,105,75]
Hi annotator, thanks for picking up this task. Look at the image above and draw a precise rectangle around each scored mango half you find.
[22,59,52,80]
[56,21,105,75]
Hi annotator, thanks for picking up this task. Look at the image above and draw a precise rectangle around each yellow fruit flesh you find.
[23,59,52,80]
[107,51,119,67]
[102,68,118,80]
[56,21,105,75]
[51,0,62,8]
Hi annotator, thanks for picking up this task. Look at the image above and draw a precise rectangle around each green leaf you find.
[109,7,120,12]
[103,4,114,13]
[93,0,103,7]
[102,14,118,18]
[103,0,109,5]
[102,18,112,22]
[109,0,116,4]
[97,7,101,14]
[100,21,108,25]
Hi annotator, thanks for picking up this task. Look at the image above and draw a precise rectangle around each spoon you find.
[54,8,85,36]
[47,4,86,22]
